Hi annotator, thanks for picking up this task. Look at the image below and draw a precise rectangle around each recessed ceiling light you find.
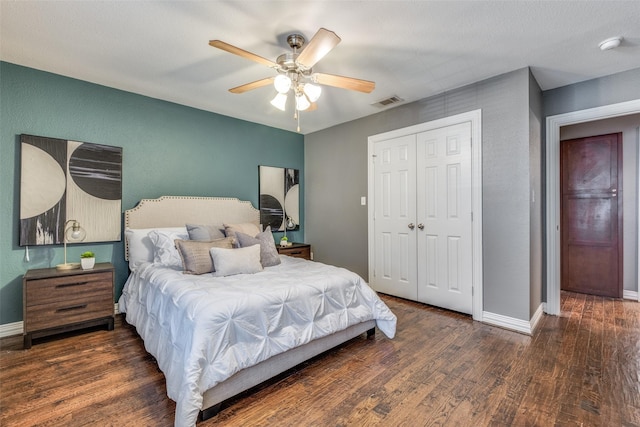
[599,36,623,51]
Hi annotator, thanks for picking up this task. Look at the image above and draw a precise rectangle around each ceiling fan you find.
[209,28,375,130]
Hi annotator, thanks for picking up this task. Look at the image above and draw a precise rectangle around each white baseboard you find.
[623,290,638,301]
[529,303,544,333]
[0,321,23,339]
[483,304,544,336]
[0,303,120,339]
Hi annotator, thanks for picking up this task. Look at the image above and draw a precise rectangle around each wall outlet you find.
[310,251,314,260]
[360,196,366,206]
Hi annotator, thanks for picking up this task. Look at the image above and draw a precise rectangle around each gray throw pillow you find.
[186,223,226,241]
[235,225,281,267]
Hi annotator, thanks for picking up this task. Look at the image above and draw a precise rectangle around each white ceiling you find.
[1,1,639,134]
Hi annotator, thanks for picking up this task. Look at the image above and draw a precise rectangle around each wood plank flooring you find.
[1,291,638,426]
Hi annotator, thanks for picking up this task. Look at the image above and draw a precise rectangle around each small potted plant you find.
[279,236,289,247]
[80,251,96,270]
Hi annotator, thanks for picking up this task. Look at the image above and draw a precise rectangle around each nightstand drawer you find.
[25,272,113,307]
[25,294,114,331]
[277,243,311,260]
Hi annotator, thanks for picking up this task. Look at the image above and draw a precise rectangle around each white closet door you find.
[371,135,418,300]
[416,122,473,314]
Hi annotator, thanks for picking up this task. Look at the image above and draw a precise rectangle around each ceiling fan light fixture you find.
[303,83,322,102]
[211,28,375,131]
[270,93,288,111]
[274,74,292,93]
[295,93,311,111]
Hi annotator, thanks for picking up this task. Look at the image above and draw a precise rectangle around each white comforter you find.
[119,256,396,427]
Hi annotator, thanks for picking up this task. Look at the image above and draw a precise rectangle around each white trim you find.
[368,109,483,321]
[529,303,544,334]
[545,99,640,315]
[624,290,639,300]
[482,307,541,336]
[0,321,23,338]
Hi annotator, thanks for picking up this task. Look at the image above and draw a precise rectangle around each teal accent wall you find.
[0,61,304,325]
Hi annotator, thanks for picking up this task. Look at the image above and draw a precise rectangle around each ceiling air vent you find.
[371,95,404,108]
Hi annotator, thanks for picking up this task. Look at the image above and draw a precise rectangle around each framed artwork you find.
[259,166,299,232]
[19,134,123,246]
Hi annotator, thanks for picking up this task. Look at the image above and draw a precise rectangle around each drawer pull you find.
[56,304,87,312]
[56,282,89,288]
[290,251,302,255]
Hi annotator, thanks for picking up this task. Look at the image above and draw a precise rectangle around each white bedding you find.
[119,255,397,427]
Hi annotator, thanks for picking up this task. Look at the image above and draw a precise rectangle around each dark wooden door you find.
[561,133,622,298]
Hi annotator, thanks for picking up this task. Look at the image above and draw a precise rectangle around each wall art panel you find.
[20,134,122,246]
[259,165,299,232]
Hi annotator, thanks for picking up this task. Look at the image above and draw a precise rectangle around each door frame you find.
[367,109,483,321]
[545,99,640,315]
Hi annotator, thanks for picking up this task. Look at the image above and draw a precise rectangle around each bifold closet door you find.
[371,134,418,300]
[416,122,473,314]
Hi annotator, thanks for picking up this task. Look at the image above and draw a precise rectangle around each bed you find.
[118,196,397,427]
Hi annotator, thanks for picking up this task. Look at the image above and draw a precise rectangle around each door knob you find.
[417,223,424,230]
[408,223,415,230]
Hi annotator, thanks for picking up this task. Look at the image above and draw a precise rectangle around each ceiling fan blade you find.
[307,102,318,112]
[314,73,375,93]
[209,40,279,68]
[229,77,275,94]
[296,28,341,69]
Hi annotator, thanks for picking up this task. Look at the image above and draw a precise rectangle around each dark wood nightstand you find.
[22,262,115,349]
[277,242,311,260]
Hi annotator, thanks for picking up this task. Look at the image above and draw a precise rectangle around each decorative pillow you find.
[125,227,187,270]
[235,226,281,267]
[186,223,226,241]
[209,244,263,277]
[148,228,189,267]
[175,237,234,275]
[223,222,261,245]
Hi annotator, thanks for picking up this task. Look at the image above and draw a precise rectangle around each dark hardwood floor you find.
[1,292,638,426]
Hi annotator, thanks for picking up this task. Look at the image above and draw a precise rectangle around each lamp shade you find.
[295,93,311,111]
[303,83,322,102]
[68,222,86,241]
[270,93,288,111]
[274,74,292,93]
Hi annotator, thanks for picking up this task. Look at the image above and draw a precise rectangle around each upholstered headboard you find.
[124,196,260,260]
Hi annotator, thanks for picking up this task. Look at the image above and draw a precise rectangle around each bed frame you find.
[124,196,376,421]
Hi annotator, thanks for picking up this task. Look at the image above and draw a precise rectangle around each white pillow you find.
[209,244,263,277]
[125,227,187,269]
[148,228,189,267]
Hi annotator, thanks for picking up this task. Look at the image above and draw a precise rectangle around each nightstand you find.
[277,242,311,260]
[23,262,115,349]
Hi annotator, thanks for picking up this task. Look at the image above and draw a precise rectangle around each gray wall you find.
[544,68,640,118]
[306,67,540,321]
[560,114,639,293]
[529,70,543,318]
